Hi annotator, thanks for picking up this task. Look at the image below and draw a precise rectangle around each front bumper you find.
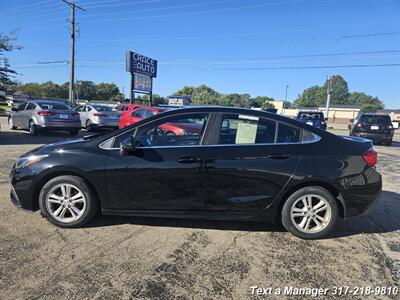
[9,164,37,211]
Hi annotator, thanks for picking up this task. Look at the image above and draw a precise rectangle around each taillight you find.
[71,112,80,117]
[356,123,362,128]
[320,121,325,125]
[94,113,105,117]
[37,111,55,116]
[363,149,377,167]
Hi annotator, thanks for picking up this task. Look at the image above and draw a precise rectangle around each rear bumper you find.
[339,167,382,218]
[353,132,393,142]
[39,120,81,128]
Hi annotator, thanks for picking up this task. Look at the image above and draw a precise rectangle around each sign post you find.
[126,51,157,106]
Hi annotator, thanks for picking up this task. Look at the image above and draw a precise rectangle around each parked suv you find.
[296,111,327,130]
[350,113,394,146]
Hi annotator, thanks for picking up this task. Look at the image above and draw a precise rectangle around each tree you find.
[41,81,63,98]
[294,86,321,107]
[76,80,96,100]
[261,101,275,110]
[96,82,120,100]
[360,104,382,113]
[348,92,384,109]
[0,30,22,87]
[295,75,354,108]
[322,75,349,105]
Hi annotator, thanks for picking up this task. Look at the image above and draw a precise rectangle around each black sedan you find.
[10,106,382,239]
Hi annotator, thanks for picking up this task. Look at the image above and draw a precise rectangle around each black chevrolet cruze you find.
[10,107,382,239]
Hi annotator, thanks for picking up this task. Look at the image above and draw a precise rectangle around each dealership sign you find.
[126,51,157,78]
[134,73,152,93]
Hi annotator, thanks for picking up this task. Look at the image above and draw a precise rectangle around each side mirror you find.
[349,119,354,123]
[11,107,18,112]
[120,136,136,155]
[324,117,328,121]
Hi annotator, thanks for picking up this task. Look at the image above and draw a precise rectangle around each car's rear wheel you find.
[39,175,98,228]
[86,120,93,132]
[281,186,338,239]
[8,117,16,130]
[29,120,39,136]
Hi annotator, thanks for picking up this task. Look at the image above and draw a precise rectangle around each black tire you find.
[29,120,39,136]
[86,120,93,132]
[8,117,17,130]
[281,186,339,239]
[39,175,98,228]
[69,129,79,136]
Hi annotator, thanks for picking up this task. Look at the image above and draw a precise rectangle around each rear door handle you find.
[177,156,200,164]
[267,154,290,160]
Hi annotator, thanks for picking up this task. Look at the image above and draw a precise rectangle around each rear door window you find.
[133,109,146,118]
[26,103,36,110]
[218,114,276,145]
[277,123,301,143]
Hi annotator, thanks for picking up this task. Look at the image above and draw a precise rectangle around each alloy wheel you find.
[290,194,332,233]
[45,183,86,223]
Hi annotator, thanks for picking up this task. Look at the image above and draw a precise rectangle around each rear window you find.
[360,115,391,124]
[93,105,113,112]
[298,112,323,120]
[39,102,70,110]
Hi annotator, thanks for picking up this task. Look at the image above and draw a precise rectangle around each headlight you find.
[15,154,49,169]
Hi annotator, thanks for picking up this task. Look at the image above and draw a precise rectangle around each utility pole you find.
[283,84,289,115]
[325,76,333,121]
[63,0,85,106]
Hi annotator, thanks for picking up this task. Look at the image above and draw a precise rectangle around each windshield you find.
[39,102,70,110]
[299,112,323,120]
[93,105,113,112]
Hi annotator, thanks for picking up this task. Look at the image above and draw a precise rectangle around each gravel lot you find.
[0,116,399,299]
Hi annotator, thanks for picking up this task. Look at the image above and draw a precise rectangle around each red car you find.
[119,106,203,137]
[116,104,142,116]
[119,106,167,128]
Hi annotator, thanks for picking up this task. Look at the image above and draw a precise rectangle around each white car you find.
[75,104,120,131]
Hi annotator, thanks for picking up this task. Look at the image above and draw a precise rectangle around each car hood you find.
[22,138,87,157]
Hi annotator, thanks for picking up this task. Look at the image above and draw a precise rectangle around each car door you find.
[23,102,36,129]
[75,105,86,126]
[201,113,303,211]
[12,102,27,128]
[104,112,211,211]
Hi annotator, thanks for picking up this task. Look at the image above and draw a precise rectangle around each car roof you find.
[298,110,323,114]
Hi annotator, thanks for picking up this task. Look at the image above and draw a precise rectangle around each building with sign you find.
[167,96,192,106]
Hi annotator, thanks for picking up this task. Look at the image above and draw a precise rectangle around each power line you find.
[339,31,400,39]
[80,0,305,23]
[212,63,400,71]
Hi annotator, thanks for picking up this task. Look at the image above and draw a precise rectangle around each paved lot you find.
[0,116,399,299]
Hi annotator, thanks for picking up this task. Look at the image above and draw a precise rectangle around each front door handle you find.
[267,154,290,160]
[177,156,200,164]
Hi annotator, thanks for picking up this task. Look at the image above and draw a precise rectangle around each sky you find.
[2,0,400,107]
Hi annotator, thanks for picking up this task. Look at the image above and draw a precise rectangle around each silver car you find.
[75,104,120,131]
[8,100,81,136]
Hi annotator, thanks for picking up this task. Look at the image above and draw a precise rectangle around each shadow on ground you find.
[86,191,400,239]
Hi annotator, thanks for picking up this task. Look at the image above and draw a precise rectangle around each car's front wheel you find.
[281,186,338,239]
[39,175,98,228]
[8,117,16,130]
